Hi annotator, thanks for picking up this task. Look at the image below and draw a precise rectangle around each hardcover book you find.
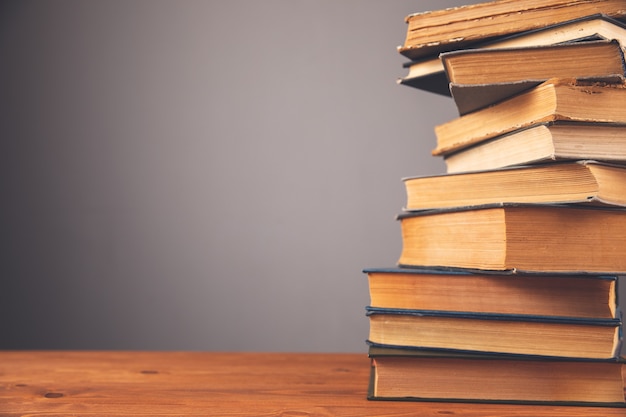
[433,79,626,157]
[442,122,626,173]
[441,39,626,115]
[397,203,626,273]
[366,307,622,359]
[365,267,619,319]
[402,160,626,210]
[398,0,626,60]
[398,14,626,95]
[368,346,626,407]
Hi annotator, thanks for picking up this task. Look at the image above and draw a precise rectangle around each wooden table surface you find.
[0,351,624,416]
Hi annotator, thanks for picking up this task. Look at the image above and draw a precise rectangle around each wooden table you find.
[0,351,623,416]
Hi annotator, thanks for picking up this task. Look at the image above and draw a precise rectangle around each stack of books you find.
[365,0,626,407]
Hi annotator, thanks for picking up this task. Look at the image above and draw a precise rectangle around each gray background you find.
[4,0,616,353]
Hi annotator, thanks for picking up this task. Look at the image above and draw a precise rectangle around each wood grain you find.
[0,351,623,416]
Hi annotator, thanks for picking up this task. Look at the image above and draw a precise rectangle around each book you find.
[402,160,626,210]
[398,0,626,60]
[368,346,626,406]
[397,204,626,273]
[398,14,626,95]
[442,40,626,86]
[366,307,622,359]
[364,267,618,319]
[442,39,626,115]
[443,122,626,173]
[432,78,626,157]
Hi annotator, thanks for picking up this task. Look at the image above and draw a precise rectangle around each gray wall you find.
[5,0,600,352]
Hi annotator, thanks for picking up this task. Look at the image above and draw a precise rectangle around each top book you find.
[398,0,626,60]
[398,14,626,95]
